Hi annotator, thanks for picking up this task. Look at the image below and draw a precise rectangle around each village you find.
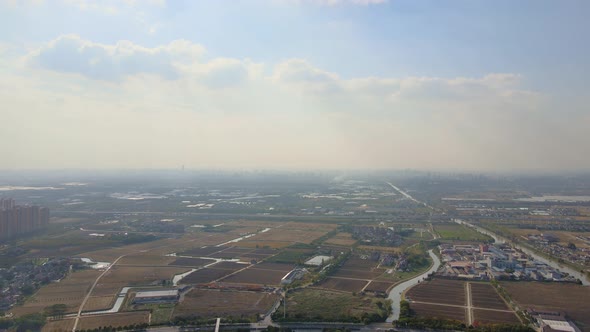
[438,243,581,283]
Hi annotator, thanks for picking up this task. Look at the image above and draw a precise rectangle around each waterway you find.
[454,219,590,286]
[386,250,442,322]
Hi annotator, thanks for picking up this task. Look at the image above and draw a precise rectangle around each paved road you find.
[71,254,126,331]
[465,282,473,325]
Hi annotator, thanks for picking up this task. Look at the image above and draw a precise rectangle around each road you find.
[71,254,126,331]
[465,282,473,326]
[386,182,434,210]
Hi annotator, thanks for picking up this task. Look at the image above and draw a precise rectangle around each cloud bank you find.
[1,35,587,171]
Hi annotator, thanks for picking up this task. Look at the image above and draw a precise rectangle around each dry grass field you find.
[42,318,75,332]
[173,289,279,319]
[83,295,115,311]
[501,281,590,331]
[325,232,357,246]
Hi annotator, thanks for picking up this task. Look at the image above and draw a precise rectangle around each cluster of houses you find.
[523,233,590,268]
[0,258,71,312]
[438,244,580,282]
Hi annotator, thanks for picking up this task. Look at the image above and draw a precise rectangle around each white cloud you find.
[4,35,587,171]
[27,35,204,81]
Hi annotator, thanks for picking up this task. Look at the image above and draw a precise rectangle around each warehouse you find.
[132,290,179,304]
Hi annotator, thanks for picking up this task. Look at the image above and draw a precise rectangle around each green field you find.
[274,289,390,323]
[434,223,493,242]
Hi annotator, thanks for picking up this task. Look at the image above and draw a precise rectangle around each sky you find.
[1,0,589,171]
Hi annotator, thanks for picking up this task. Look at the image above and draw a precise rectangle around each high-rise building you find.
[0,198,49,241]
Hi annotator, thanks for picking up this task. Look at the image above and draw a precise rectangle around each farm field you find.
[181,267,241,284]
[222,268,286,285]
[277,289,385,322]
[42,319,74,332]
[469,283,509,310]
[434,223,492,242]
[173,289,279,319]
[473,309,520,325]
[100,266,190,286]
[406,279,466,306]
[501,281,590,331]
[316,277,368,293]
[168,257,214,267]
[410,302,466,322]
[77,311,150,330]
[117,254,175,266]
[325,232,357,246]
[83,295,115,311]
[364,281,394,293]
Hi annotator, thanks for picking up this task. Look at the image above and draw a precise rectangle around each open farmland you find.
[470,283,509,310]
[222,268,286,285]
[42,319,75,332]
[406,279,466,306]
[316,277,368,293]
[434,223,492,242]
[364,281,394,293]
[501,281,590,331]
[473,309,520,325]
[117,254,175,266]
[77,312,150,330]
[276,288,387,322]
[411,302,466,322]
[173,289,279,319]
[325,232,357,246]
[168,257,213,267]
[181,263,246,284]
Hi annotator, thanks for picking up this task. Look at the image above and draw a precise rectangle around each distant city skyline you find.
[1,1,589,171]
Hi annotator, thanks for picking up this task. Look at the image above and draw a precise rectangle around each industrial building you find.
[132,289,179,304]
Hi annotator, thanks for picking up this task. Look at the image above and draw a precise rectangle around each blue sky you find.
[1,0,589,170]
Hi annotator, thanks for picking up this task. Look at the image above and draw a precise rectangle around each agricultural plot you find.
[173,289,279,319]
[117,254,175,266]
[406,279,466,306]
[434,223,492,242]
[181,263,245,284]
[169,257,213,267]
[470,283,509,310]
[411,302,466,322]
[473,309,520,325]
[77,311,150,330]
[364,281,394,293]
[42,318,75,332]
[101,266,190,286]
[83,295,115,311]
[277,289,385,322]
[331,269,381,280]
[325,232,357,246]
[222,268,286,285]
[501,281,590,331]
[316,277,368,293]
[179,246,224,257]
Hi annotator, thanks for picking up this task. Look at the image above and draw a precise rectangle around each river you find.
[386,250,442,322]
[454,219,589,286]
